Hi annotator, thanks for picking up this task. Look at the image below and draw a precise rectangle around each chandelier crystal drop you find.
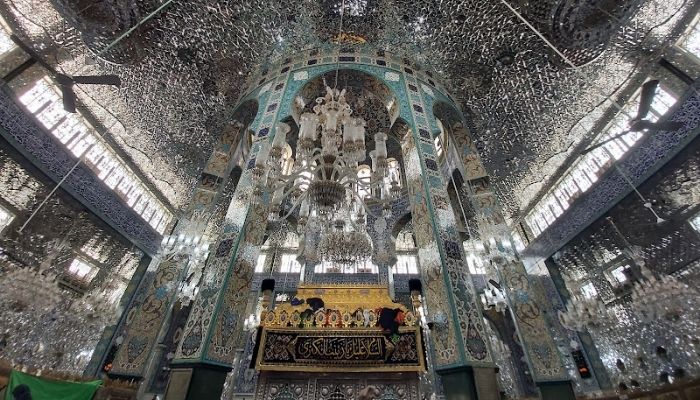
[252,86,401,264]
[557,291,609,332]
[630,266,698,323]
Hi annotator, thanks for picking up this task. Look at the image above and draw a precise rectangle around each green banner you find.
[4,370,101,400]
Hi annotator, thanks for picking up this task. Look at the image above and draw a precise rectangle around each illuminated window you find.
[18,77,172,234]
[356,259,377,273]
[315,260,378,274]
[67,258,98,284]
[0,28,16,56]
[0,203,15,235]
[525,82,677,238]
[434,136,444,158]
[395,231,416,250]
[465,251,486,275]
[385,158,401,189]
[281,145,294,175]
[279,253,301,273]
[393,254,419,274]
[678,14,700,60]
[511,230,526,252]
[357,165,372,198]
[607,264,633,287]
[581,282,598,299]
[435,119,448,158]
[691,211,700,233]
[254,254,267,273]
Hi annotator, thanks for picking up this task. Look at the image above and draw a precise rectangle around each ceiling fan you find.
[9,35,121,113]
[581,80,684,155]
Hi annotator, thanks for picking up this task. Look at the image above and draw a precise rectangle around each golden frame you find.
[255,326,426,373]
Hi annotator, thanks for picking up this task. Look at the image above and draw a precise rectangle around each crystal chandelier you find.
[160,217,210,262]
[630,266,698,323]
[557,290,609,332]
[161,217,211,305]
[252,86,400,265]
[608,217,699,325]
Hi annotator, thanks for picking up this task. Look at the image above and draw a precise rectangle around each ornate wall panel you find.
[402,74,494,368]
[548,136,700,391]
[111,256,186,376]
[255,373,420,400]
[175,73,289,366]
[111,99,256,377]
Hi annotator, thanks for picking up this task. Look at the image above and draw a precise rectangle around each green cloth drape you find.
[4,370,101,400]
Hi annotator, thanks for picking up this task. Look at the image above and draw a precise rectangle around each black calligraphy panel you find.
[256,328,425,372]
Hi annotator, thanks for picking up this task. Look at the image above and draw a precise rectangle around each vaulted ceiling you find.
[1,0,695,221]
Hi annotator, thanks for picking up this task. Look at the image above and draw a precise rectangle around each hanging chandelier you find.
[252,86,400,265]
[630,266,698,323]
[557,290,609,332]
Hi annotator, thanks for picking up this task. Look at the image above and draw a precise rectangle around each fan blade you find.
[72,75,121,86]
[650,121,684,132]
[635,80,659,121]
[630,119,683,132]
[9,35,59,75]
[581,130,632,154]
[54,73,74,86]
[60,85,77,113]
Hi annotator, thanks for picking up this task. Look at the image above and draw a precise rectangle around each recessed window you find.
[0,203,15,235]
[581,282,598,299]
[393,254,419,274]
[255,253,267,273]
[607,264,633,287]
[678,14,700,60]
[67,258,98,285]
[691,211,700,233]
[279,253,301,273]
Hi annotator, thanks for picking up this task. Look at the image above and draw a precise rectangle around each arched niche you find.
[387,118,412,188]
[446,169,476,240]
[433,101,488,181]
[278,115,301,161]
[392,212,413,239]
[284,67,401,125]
[225,98,260,151]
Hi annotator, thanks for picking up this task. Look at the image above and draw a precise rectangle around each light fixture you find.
[251,86,400,265]
[557,289,609,332]
[160,218,210,263]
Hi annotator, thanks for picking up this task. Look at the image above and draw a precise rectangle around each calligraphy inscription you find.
[296,336,385,361]
[256,328,425,371]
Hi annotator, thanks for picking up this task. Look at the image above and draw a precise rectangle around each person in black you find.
[12,384,32,400]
